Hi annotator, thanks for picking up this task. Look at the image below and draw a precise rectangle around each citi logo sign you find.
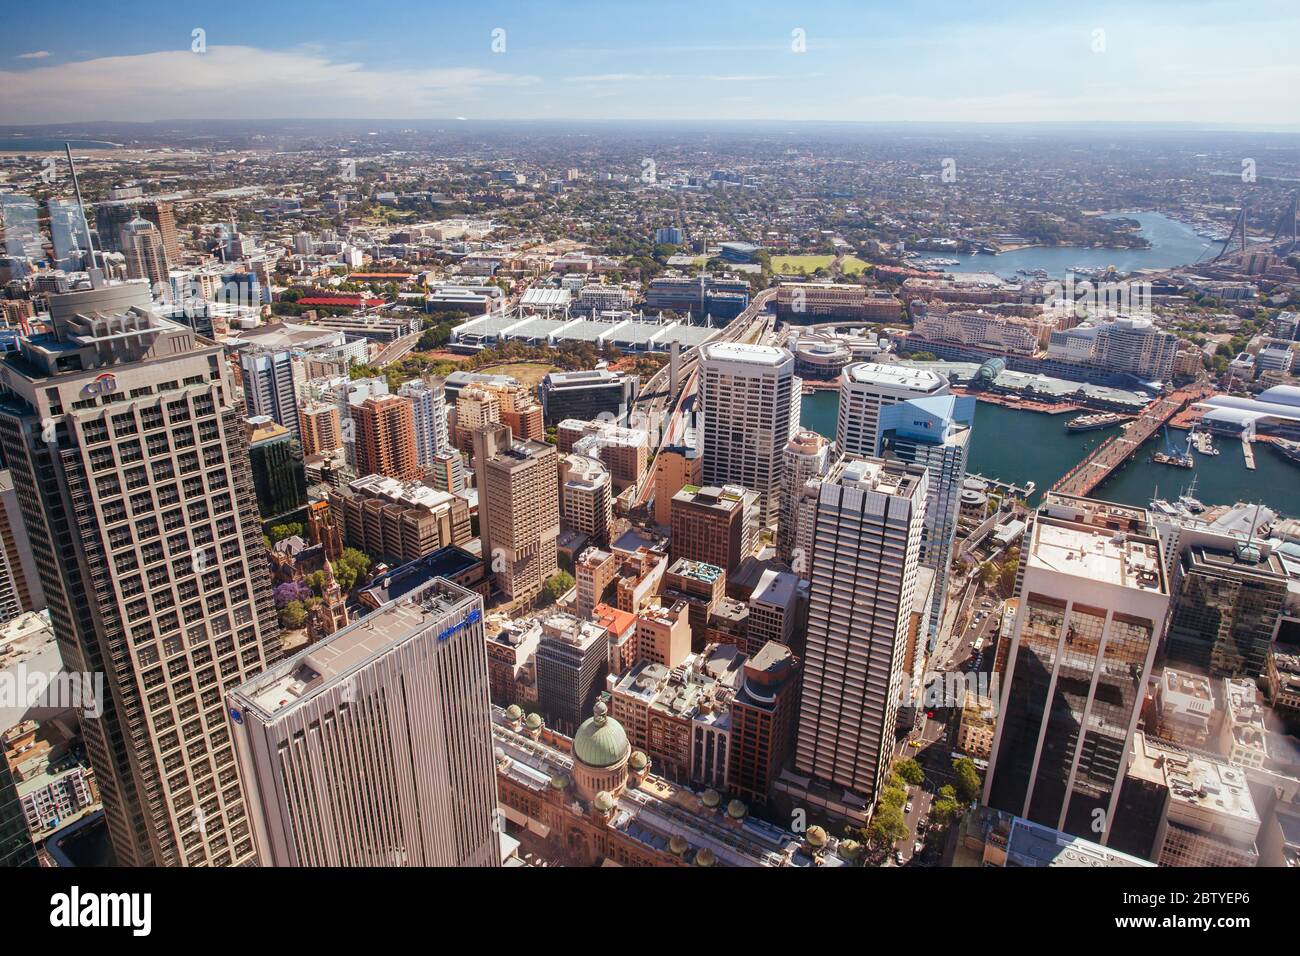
[49,886,152,937]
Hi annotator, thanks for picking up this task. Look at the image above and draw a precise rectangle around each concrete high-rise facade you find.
[351,394,420,481]
[698,343,798,527]
[398,379,449,471]
[239,348,301,444]
[669,484,759,575]
[0,470,43,622]
[781,457,927,821]
[228,578,500,866]
[121,218,169,288]
[473,423,560,603]
[559,454,612,547]
[653,443,701,528]
[0,281,281,867]
[878,395,973,647]
[984,495,1169,843]
[777,429,831,566]
[298,401,341,456]
[835,362,950,459]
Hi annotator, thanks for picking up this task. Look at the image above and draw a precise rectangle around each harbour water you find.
[936,211,1217,279]
[800,390,1300,518]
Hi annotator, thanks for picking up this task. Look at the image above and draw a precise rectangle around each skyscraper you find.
[472,422,560,602]
[984,494,1169,843]
[1164,543,1287,681]
[835,362,950,459]
[777,429,831,566]
[878,394,973,646]
[228,578,500,866]
[120,217,169,288]
[397,379,449,471]
[351,394,420,481]
[0,281,281,866]
[698,343,798,526]
[780,457,927,821]
[239,347,301,444]
[780,460,925,816]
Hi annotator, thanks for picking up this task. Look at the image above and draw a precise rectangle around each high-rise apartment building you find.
[239,348,301,444]
[472,423,560,602]
[559,453,613,547]
[534,612,610,734]
[430,448,466,494]
[298,401,341,457]
[351,394,420,481]
[228,578,500,866]
[878,394,973,646]
[984,494,1169,843]
[0,281,280,867]
[698,343,798,526]
[121,218,169,288]
[777,429,831,565]
[780,457,927,821]
[328,473,471,565]
[397,379,449,471]
[1164,543,1287,681]
[835,362,950,459]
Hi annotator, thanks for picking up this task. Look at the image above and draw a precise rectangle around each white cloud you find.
[0,46,539,123]
[17,50,51,59]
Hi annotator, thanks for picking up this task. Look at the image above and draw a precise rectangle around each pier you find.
[1050,387,1212,498]
[1243,438,1256,470]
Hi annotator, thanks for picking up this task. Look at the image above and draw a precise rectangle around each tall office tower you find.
[0,470,43,621]
[0,281,280,867]
[984,495,1169,843]
[534,612,610,734]
[698,343,798,527]
[1164,543,1287,681]
[398,379,449,471]
[93,201,137,254]
[777,430,831,565]
[653,443,701,528]
[878,395,973,646]
[298,401,341,456]
[669,484,759,575]
[0,755,36,867]
[138,200,180,263]
[472,423,560,603]
[539,369,639,427]
[228,578,500,867]
[239,348,301,444]
[351,395,420,481]
[120,218,169,288]
[559,454,612,547]
[245,417,307,522]
[728,641,800,807]
[782,457,927,820]
[835,362,950,459]
[430,448,466,494]
[47,198,93,265]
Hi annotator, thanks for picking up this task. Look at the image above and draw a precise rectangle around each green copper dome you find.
[593,790,615,813]
[572,701,630,769]
[525,713,543,730]
[504,704,523,722]
[629,750,648,771]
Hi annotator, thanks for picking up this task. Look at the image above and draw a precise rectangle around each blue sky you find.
[2,0,1297,127]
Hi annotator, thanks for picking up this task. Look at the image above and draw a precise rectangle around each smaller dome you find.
[840,839,862,860]
[726,799,748,820]
[504,704,522,721]
[806,826,828,848]
[694,847,716,867]
[549,774,569,790]
[593,790,615,813]
[668,835,688,856]
[629,750,648,771]
[525,713,543,730]
[701,789,721,808]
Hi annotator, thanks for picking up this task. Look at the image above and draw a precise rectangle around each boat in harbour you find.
[1271,438,1300,466]
[1152,451,1195,468]
[1066,412,1125,432]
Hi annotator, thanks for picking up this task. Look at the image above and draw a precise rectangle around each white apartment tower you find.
[698,343,799,527]
[398,379,450,470]
[777,429,831,566]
